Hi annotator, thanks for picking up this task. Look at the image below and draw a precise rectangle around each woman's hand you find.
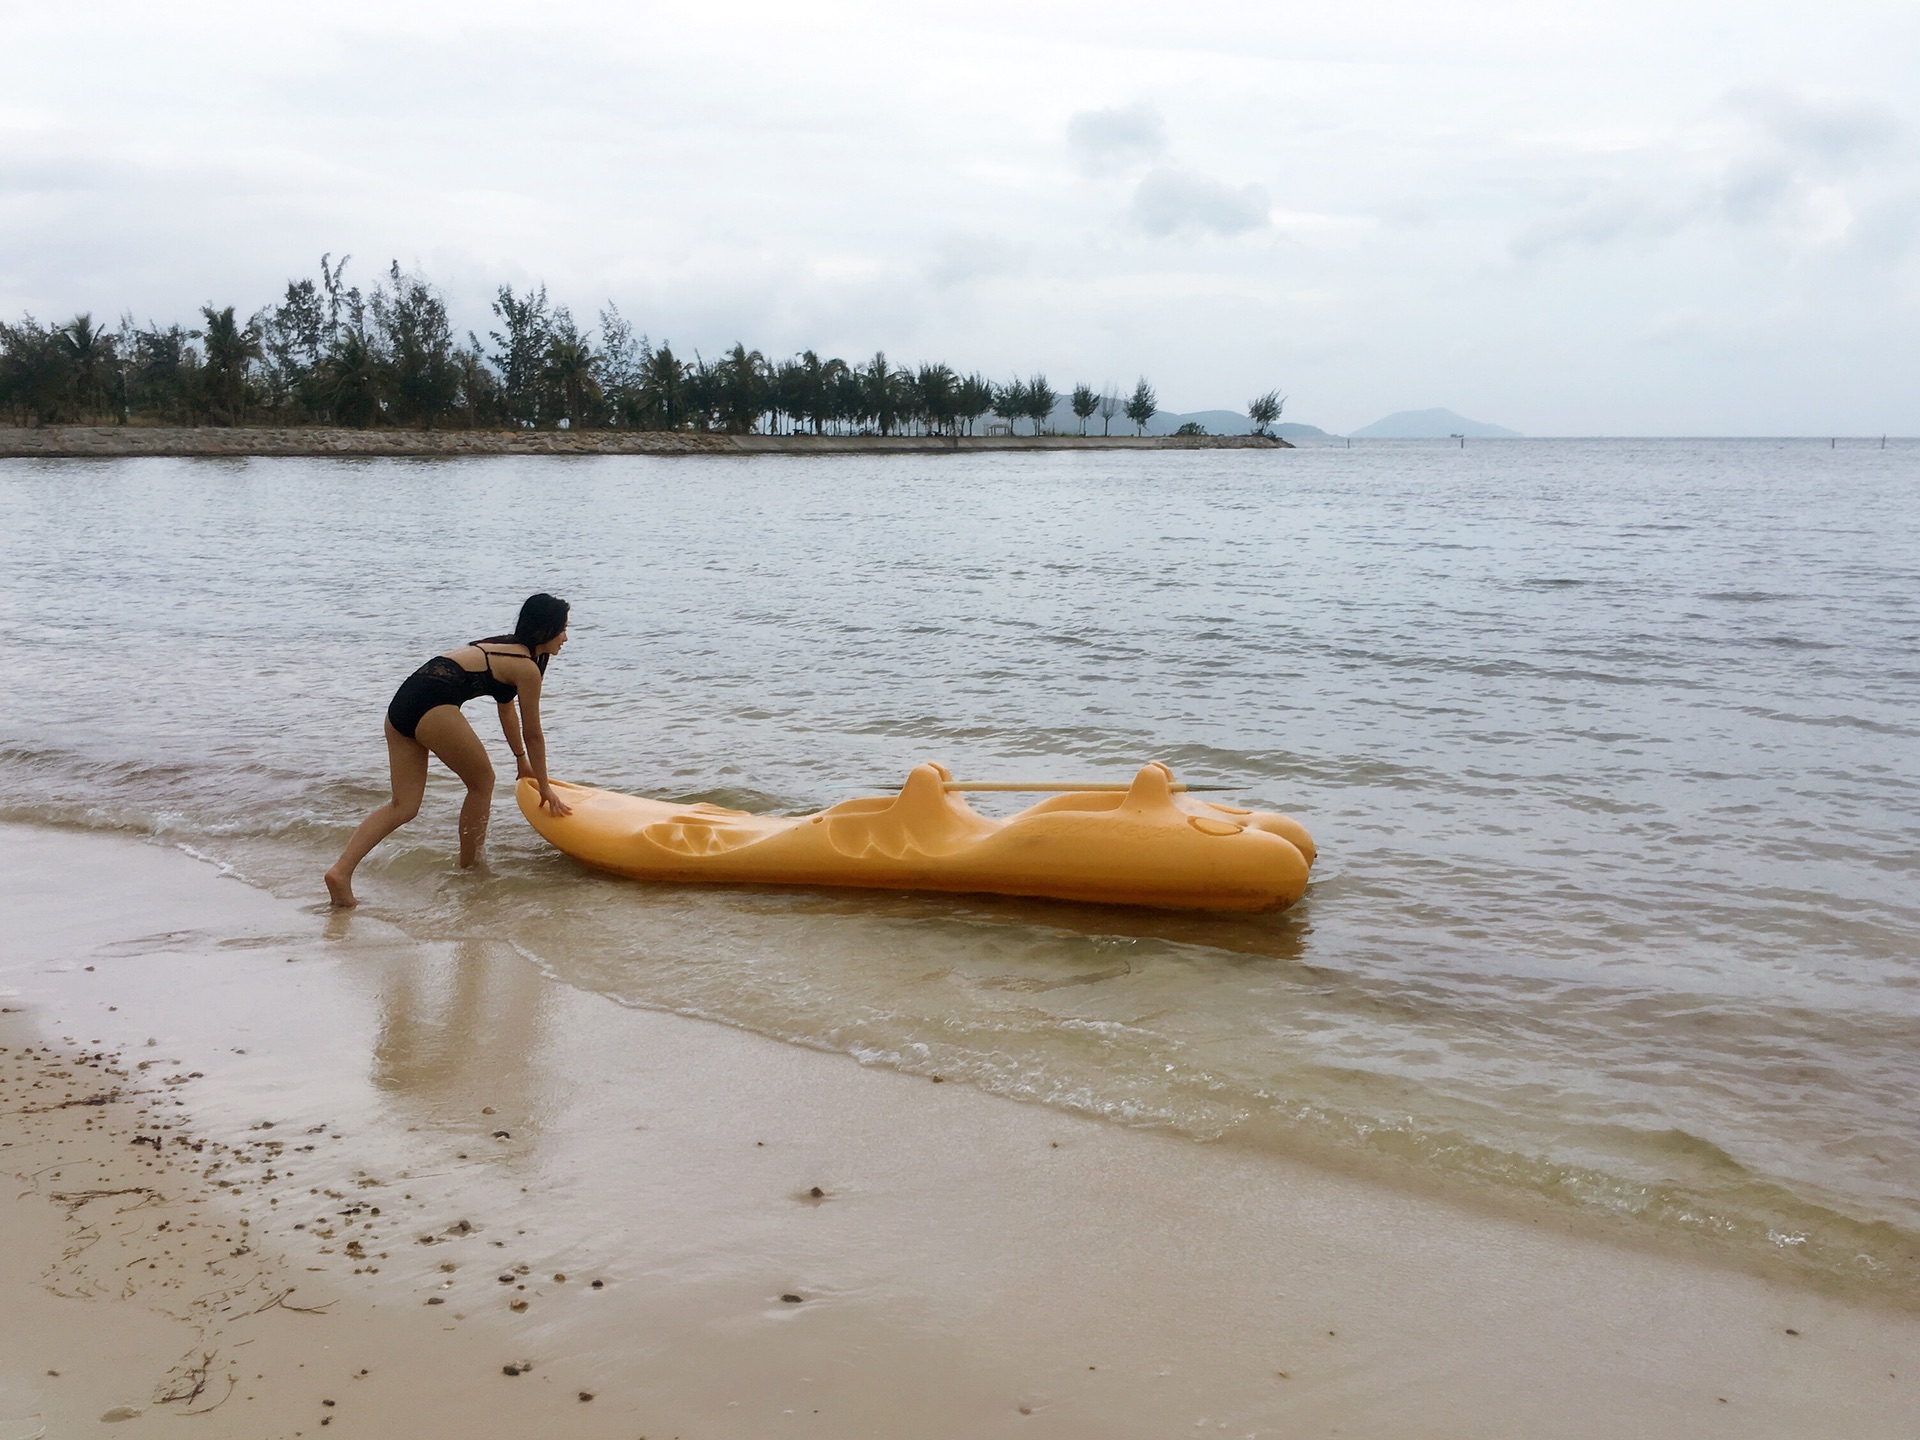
[538,783,573,818]
[516,752,536,782]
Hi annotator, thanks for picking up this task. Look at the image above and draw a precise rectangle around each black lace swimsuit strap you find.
[472,642,530,704]
[385,642,532,740]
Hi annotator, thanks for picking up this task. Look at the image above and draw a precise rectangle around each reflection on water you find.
[3,440,1918,1303]
[368,936,549,1107]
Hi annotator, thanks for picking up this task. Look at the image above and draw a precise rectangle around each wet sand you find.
[2,824,1915,1438]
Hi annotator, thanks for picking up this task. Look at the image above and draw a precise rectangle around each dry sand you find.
[2,824,1914,1438]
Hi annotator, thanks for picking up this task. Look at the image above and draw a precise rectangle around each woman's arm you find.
[503,670,572,816]
[497,701,534,781]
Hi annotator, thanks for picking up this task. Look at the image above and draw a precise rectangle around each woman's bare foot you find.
[324,867,357,908]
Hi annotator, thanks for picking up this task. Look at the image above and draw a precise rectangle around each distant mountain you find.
[1350,408,1522,439]
[1274,422,1330,439]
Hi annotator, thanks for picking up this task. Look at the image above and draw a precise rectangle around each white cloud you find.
[3,0,1920,432]
[1511,86,1918,263]
[1731,88,1904,171]
[1067,102,1167,177]
[1509,184,1698,257]
[924,233,1030,287]
[1129,167,1270,238]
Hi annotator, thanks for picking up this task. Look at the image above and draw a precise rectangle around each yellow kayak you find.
[517,762,1314,912]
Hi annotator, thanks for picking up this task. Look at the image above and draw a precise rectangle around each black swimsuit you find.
[386,644,530,739]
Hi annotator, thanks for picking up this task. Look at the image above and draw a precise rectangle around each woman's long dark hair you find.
[484,593,569,673]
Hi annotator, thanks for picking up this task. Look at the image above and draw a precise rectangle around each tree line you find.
[0,257,1285,438]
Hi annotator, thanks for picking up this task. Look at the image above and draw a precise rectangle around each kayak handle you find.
[940,781,1231,793]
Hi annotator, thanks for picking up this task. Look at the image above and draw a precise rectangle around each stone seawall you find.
[0,426,1292,459]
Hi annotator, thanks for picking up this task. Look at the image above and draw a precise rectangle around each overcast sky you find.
[6,0,1918,433]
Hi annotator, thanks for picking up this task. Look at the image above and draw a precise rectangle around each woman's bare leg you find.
[325,721,431,907]
[413,706,496,869]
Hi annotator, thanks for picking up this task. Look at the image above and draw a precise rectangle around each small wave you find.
[173,842,257,884]
[1737,706,1917,738]
[1756,635,1838,650]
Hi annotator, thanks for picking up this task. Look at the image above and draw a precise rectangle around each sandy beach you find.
[3,824,1915,1439]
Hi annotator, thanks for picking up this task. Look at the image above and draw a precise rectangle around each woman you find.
[325,593,574,907]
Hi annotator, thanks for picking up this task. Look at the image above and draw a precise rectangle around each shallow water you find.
[3,440,1916,1302]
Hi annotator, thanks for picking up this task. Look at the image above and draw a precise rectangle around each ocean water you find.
[3,440,1916,1303]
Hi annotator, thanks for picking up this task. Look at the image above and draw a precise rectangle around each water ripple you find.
[3,439,1918,1304]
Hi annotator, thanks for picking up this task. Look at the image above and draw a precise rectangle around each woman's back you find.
[439,640,539,702]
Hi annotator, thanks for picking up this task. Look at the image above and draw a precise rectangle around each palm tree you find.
[830,361,862,433]
[20,254,1220,444]
[684,352,722,430]
[792,351,849,434]
[793,351,831,434]
[1070,383,1097,436]
[122,320,198,425]
[1025,374,1056,436]
[638,343,687,429]
[544,323,602,428]
[956,373,994,435]
[718,342,767,432]
[1247,390,1284,436]
[897,367,924,434]
[199,305,262,425]
[916,363,958,435]
[767,356,801,434]
[58,314,118,421]
[790,350,820,434]
[318,330,381,427]
[1124,377,1157,436]
[860,351,909,435]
